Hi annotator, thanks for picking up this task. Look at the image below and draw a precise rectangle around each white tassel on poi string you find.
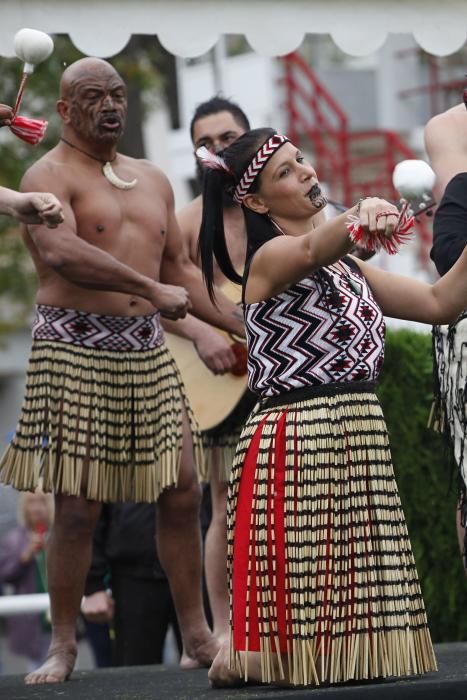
[9,28,54,146]
[196,146,232,173]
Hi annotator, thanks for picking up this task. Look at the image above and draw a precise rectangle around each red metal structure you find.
[282,52,432,266]
[397,49,465,117]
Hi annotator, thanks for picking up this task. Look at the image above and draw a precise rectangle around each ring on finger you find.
[376,210,399,222]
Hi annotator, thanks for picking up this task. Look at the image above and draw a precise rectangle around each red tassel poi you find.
[346,206,415,255]
[10,115,48,145]
[8,70,48,145]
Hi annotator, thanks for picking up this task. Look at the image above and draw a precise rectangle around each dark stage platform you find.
[1,642,466,700]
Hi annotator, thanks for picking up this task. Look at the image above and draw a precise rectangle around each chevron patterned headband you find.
[233,134,289,204]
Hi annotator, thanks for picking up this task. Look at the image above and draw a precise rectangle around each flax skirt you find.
[228,389,437,686]
[0,340,203,502]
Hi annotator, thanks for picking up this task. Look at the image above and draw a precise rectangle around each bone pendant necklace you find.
[60,137,137,190]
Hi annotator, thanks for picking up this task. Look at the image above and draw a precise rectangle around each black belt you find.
[258,380,377,410]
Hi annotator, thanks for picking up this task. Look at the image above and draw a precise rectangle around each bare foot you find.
[180,633,220,669]
[213,631,229,648]
[208,641,245,688]
[180,651,202,669]
[25,645,77,684]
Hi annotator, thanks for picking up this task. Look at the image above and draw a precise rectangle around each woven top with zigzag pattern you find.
[244,258,385,397]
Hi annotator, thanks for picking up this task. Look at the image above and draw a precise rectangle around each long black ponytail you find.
[198,127,282,302]
[198,168,243,302]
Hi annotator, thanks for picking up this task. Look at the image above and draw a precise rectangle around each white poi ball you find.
[392,159,436,199]
[14,28,54,73]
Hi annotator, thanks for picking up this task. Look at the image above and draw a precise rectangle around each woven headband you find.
[233,134,289,204]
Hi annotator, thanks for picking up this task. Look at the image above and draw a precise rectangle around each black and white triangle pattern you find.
[32,304,164,351]
[244,260,385,397]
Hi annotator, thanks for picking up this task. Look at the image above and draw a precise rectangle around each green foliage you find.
[378,328,467,642]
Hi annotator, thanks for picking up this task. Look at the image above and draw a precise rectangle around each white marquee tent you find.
[0,0,466,59]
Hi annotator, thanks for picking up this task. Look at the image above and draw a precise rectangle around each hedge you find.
[378,328,467,642]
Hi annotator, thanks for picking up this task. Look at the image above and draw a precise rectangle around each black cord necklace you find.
[60,137,116,163]
[60,137,137,190]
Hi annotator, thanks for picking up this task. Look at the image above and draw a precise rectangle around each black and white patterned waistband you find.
[32,304,164,351]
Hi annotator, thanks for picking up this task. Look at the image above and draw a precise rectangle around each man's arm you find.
[176,197,202,265]
[162,198,238,373]
[163,313,238,374]
[160,187,244,338]
[21,163,190,320]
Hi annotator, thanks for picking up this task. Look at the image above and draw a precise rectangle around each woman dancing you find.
[198,128,467,688]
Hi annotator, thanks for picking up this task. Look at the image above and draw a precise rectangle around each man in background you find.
[163,97,256,642]
[425,97,467,575]
[81,503,182,667]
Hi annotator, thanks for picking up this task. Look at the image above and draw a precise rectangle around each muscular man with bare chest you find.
[0,59,243,684]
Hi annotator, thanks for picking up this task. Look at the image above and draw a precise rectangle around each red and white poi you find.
[10,28,54,145]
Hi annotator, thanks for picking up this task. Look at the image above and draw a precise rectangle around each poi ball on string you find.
[13,28,54,73]
[10,28,54,145]
[392,159,436,200]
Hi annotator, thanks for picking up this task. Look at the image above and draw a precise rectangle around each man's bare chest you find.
[71,181,168,243]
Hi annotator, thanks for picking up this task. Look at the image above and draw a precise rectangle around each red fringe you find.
[347,210,414,255]
[233,413,289,653]
[9,115,48,145]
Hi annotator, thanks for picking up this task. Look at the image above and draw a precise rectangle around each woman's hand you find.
[358,197,400,240]
[81,590,115,624]
[11,191,65,228]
